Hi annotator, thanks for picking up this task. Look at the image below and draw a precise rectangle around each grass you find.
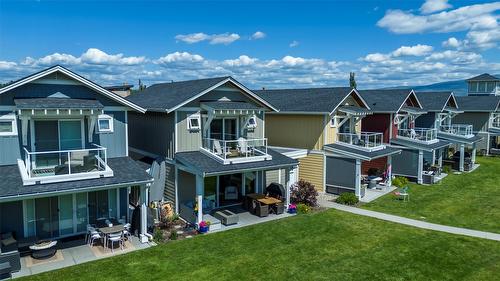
[363,156,500,233]
[22,210,500,281]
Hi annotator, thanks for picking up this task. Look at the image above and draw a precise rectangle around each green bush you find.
[296,203,311,214]
[169,230,178,241]
[442,165,452,174]
[335,192,359,206]
[153,227,164,243]
[392,176,409,188]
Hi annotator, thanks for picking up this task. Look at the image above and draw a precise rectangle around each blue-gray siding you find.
[415,112,437,128]
[128,111,175,159]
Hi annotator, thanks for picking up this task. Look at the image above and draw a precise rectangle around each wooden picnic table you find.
[257,197,282,205]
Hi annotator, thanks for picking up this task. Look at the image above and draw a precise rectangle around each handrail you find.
[337,132,383,149]
[23,143,105,155]
[397,127,437,141]
[440,124,473,136]
[202,137,269,160]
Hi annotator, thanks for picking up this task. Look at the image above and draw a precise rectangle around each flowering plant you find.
[289,204,297,210]
[199,220,211,228]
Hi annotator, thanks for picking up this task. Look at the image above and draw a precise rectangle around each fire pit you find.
[29,241,58,260]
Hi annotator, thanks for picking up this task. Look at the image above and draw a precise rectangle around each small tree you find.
[290,179,318,207]
[349,72,357,89]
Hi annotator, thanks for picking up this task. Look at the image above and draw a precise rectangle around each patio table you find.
[98,225,124,249]
[257,197,281,205]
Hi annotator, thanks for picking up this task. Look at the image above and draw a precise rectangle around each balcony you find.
[440,124,474,138]
[397,128,438,144]
[18,144,113,185]
[201,137,272,164]
[337,132,384,151]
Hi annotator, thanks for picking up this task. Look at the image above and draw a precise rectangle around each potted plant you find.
[288,203,297,214]
[198,220,210,233]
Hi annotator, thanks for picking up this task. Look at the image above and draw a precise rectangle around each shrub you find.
[296,203,311,214]
[335,192,359,206]
[392,176,409,188]
[290,180,318,207]
[169,230,178,240]
[442,165,452,174]
[153,227,164,243]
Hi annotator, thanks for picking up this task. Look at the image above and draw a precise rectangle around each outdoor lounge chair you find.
[394,186,410,201]
[237,137,251,156]
[214,140,231,158]
[224,186,238,200]
[252,200,269,217]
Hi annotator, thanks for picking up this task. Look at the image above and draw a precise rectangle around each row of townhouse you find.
[0,66,499,248]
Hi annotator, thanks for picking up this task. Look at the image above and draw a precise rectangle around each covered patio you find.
[174,149,298,229]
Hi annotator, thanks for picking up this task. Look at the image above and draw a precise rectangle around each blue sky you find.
[0,0,499,88]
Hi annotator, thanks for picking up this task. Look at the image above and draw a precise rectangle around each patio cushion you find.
[1,237,16,247]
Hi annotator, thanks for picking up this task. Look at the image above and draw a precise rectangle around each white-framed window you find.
[246,115,257,129]
[0,113,18,136]
[330,116,341,128]
[97,114,114,133]
[187,114,201,131]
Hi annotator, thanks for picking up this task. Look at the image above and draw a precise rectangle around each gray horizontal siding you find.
[177,110,202,153]
[128,111,175,159]
[452,112,490,132]
[93,110,127,158]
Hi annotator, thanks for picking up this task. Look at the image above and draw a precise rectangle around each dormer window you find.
[187,114,201,131]
[246,115,257,129]
[98,114,114,133]
[0,113,17,136]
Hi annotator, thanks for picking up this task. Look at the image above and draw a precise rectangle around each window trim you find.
[246,115,258,129]
[0,113,18,136]
[187,113,201,131]
[330,116,340,128]
[97,114,114,133]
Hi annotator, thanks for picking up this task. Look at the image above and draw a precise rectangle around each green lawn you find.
[23,210,500,281]
[363,156,500,233]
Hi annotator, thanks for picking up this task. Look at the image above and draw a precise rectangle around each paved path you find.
[319,199,500,242]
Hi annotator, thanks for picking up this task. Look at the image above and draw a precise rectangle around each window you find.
[187,114,201,130]
[97,114,113,133]
[486,82,496,93]
[246,115,257,129]
[468,82,478,92]
[478,82,486,92]
[0,113,17,136]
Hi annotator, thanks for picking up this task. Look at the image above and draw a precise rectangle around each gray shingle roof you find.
[175,149,298,176]
[14,98,104,109]
[127,76,230,111]
[324,143,401,161]
[456,96,500,112]
[201,101,262,110]
[254,87,354,113]
[415,91,455,112]
[358,89,419,113]
[466,73,499,81]
[437,133,483,144]
[390,138,451,152]
[0,157,153,199]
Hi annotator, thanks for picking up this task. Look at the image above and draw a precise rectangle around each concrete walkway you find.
[319,198,500,242]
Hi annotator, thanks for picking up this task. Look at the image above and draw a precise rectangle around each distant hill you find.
[383,74,500,96]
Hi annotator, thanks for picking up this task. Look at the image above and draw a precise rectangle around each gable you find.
[186,82,262,108]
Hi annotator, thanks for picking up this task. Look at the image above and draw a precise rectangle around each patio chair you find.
[252,200,269,217]
[238,137,251,157]
[224,186,238,201]
[107,233,124,253]
[89,231,102,247]
[214,140,231,158]
[86,225,96,244]
[394,186,410,202]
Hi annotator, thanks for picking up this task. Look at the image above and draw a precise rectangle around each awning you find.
[14,98,104,110]
[390,138,451,152]
[175,149,298,177]
[437,132,483,145]
[443,106,463,114]
[324,143,401,161]
[337,105,372,116]
[201,101,264,112]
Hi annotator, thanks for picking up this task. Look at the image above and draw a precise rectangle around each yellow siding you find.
[298,153,324,191]
[265,114,325,150]
[326,121,337,144]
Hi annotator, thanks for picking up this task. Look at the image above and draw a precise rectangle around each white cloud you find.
[289,40,299,47]
[420,0,452,14]
[442,37,461,48]
[175,32,240,45]
[363,53,391,62]
[251,31,266,40]
[174,33,210,44]
[392,44,433,56]
[224,55,257,67]
[425,50,482,64]
[377,2,500,34]
[81,48,145,65]
[0,61,17,70]
[156,51,204,64]
[466,28,500,50]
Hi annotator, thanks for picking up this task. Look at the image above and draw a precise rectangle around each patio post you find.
[459,144,465,172]
[355,159,361,199]
[139,184,149,243]
[417,150,423,184]
[386,155,392,187]
[438,149,443,168]
[471,144,477,165]
[285,167,292,207]
[195,174,204,224]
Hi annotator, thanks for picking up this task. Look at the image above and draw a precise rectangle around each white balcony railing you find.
[337,132,384,151]
[201,137,271,164]
[397,128,438,143]
[20,144,112,185]
[492,116,500,129]
[440,124,474,137]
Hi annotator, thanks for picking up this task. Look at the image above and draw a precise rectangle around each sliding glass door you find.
[35,197,59,239]
[59,194,74,236]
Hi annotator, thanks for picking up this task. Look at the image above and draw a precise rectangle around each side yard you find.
[21,209,500,281]
[363,156,500,233]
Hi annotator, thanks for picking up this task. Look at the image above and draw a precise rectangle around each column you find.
[139,185,149,243]
[386,155,392,187]
[417,150,423,184]
[438,149,443,168]
[195,174,204,224]
[285,167,292,207]
[355,159,361,199]
[471,144,477,165]
[459,144,465,172]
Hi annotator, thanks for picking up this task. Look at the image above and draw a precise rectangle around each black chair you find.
[253,200,269,217]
